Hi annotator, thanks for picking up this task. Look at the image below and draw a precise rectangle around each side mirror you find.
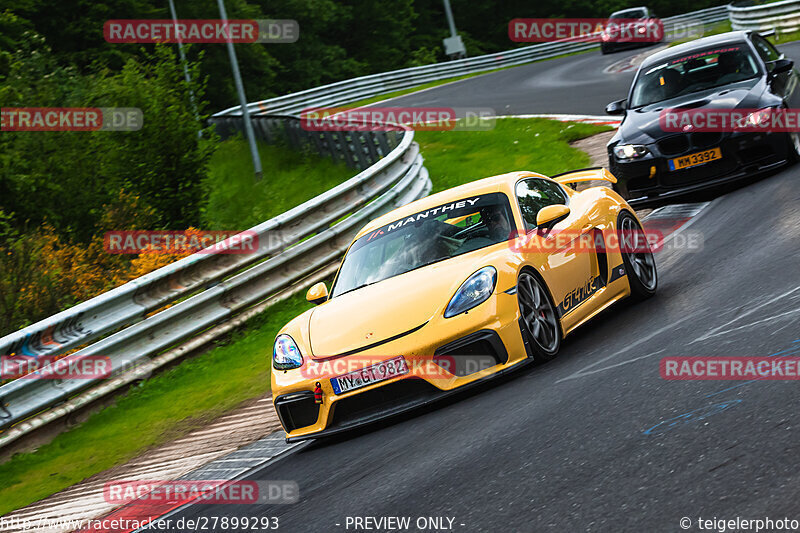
[605,99,627,115]
[536,204,571,229]
[306,282,329,305]
[769,58,793,76]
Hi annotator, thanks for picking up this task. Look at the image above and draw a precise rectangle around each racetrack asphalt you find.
[154,43,800,532]
[372,41,800,116]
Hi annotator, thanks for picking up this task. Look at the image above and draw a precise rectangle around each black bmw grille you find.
[657,135,690,156]
[657,133,724,156]
[690,132,723,149]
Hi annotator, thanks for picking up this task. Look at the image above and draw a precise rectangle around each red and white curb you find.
[0,398,289,533]
[491,114,622,127]
[82,434,302,533]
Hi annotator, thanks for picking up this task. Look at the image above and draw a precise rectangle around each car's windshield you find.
[610,8,646,19]
[331,192,514,297]
[630,45,760,107]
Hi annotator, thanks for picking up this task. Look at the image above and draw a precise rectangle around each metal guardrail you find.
[729,0,800,33]
[0,116,430,447]
[215,6,729,118]
[0,5,728,447]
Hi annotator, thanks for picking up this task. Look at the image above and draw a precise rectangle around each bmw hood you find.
[615,79,766,145]
[307,257,489,359]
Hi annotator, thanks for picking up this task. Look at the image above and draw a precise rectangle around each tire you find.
[786,132,800,163]
[517,271,562,362]
[617,211,657,300]
[608,159,630,200]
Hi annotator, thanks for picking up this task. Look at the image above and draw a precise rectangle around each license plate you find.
[330,356,409,395]
[668,147,722,171]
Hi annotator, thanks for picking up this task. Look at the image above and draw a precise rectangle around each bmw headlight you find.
[273,334,303,370]
[741,107,774,129]
[613,144,650,160]
[444,266,497,318]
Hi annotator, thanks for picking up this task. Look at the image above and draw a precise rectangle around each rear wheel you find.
[517,271,562,362]
[618,211,657,299]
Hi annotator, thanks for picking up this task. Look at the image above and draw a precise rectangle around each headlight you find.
[613,144,650,160]
[741,108,774,129]
[273,334,303,370]
[444,266,497,318]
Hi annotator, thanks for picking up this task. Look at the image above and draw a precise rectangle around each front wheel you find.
[517,271,562,362]
[618,211,657,299]
[609,160,630,200]
[787,132,800,163]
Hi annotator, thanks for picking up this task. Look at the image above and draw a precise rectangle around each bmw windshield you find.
[630,45,760,107]
[331,193,514,298]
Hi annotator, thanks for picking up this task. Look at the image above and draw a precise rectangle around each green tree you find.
[0,38,214,241]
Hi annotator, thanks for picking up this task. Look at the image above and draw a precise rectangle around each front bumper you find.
[272,290,530,441]
[610,131,789,207]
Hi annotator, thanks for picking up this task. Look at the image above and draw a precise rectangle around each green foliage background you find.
[2,0,728,112]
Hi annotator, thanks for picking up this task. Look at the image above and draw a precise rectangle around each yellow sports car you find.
[271,168,657,441]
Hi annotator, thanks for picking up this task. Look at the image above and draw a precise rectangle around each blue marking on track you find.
[645,341,800,435]
[643,400,743,436]
[704,344,800,398]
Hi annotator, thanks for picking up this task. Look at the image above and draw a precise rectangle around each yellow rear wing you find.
[550,167,617,186]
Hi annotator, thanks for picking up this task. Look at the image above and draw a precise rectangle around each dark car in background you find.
[600,6,663,55]
[605,31,800,206]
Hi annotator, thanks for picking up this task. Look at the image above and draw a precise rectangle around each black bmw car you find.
[605,31,800,206]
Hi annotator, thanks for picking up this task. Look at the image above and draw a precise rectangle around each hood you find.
[614,79,766,144]
[308,256,491,358]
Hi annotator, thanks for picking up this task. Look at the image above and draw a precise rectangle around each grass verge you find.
[416,118,611,193]
[669,20,732,48]
[0,117,609,515]
[771,29,800,45]
[202,137,354,231]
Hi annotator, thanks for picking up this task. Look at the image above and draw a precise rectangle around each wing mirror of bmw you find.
[769,58,794,77]
[536,204,571,230]
[306,282,329,305]
[605,99,627,115]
